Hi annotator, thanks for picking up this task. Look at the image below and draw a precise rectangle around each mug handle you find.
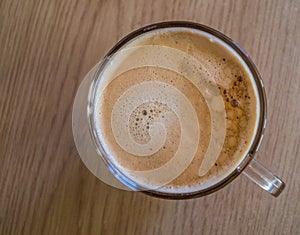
[238,157,285,197]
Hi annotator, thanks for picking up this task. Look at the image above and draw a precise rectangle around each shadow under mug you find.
[74,21,285,199]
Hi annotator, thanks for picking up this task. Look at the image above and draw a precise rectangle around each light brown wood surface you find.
[1,0,300,234]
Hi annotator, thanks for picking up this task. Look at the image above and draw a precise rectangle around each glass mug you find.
[72,21,285,199]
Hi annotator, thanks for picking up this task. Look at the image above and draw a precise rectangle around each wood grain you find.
[1,0,299,234]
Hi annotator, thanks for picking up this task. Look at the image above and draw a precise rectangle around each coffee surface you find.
[93,28,258,193]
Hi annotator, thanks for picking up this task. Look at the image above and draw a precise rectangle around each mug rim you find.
[88,21,267,199]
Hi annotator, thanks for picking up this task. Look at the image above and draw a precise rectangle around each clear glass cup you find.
[73,21,285,199]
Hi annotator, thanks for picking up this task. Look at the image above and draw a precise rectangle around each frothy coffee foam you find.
[93,28,259,193]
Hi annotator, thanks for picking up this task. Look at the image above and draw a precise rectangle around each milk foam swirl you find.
[95,45,226,189]
[112,81,199,157]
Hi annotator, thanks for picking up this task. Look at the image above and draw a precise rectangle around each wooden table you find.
[1,0,299,234]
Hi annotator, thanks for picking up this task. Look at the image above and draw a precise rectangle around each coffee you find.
[92,28,258,193]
